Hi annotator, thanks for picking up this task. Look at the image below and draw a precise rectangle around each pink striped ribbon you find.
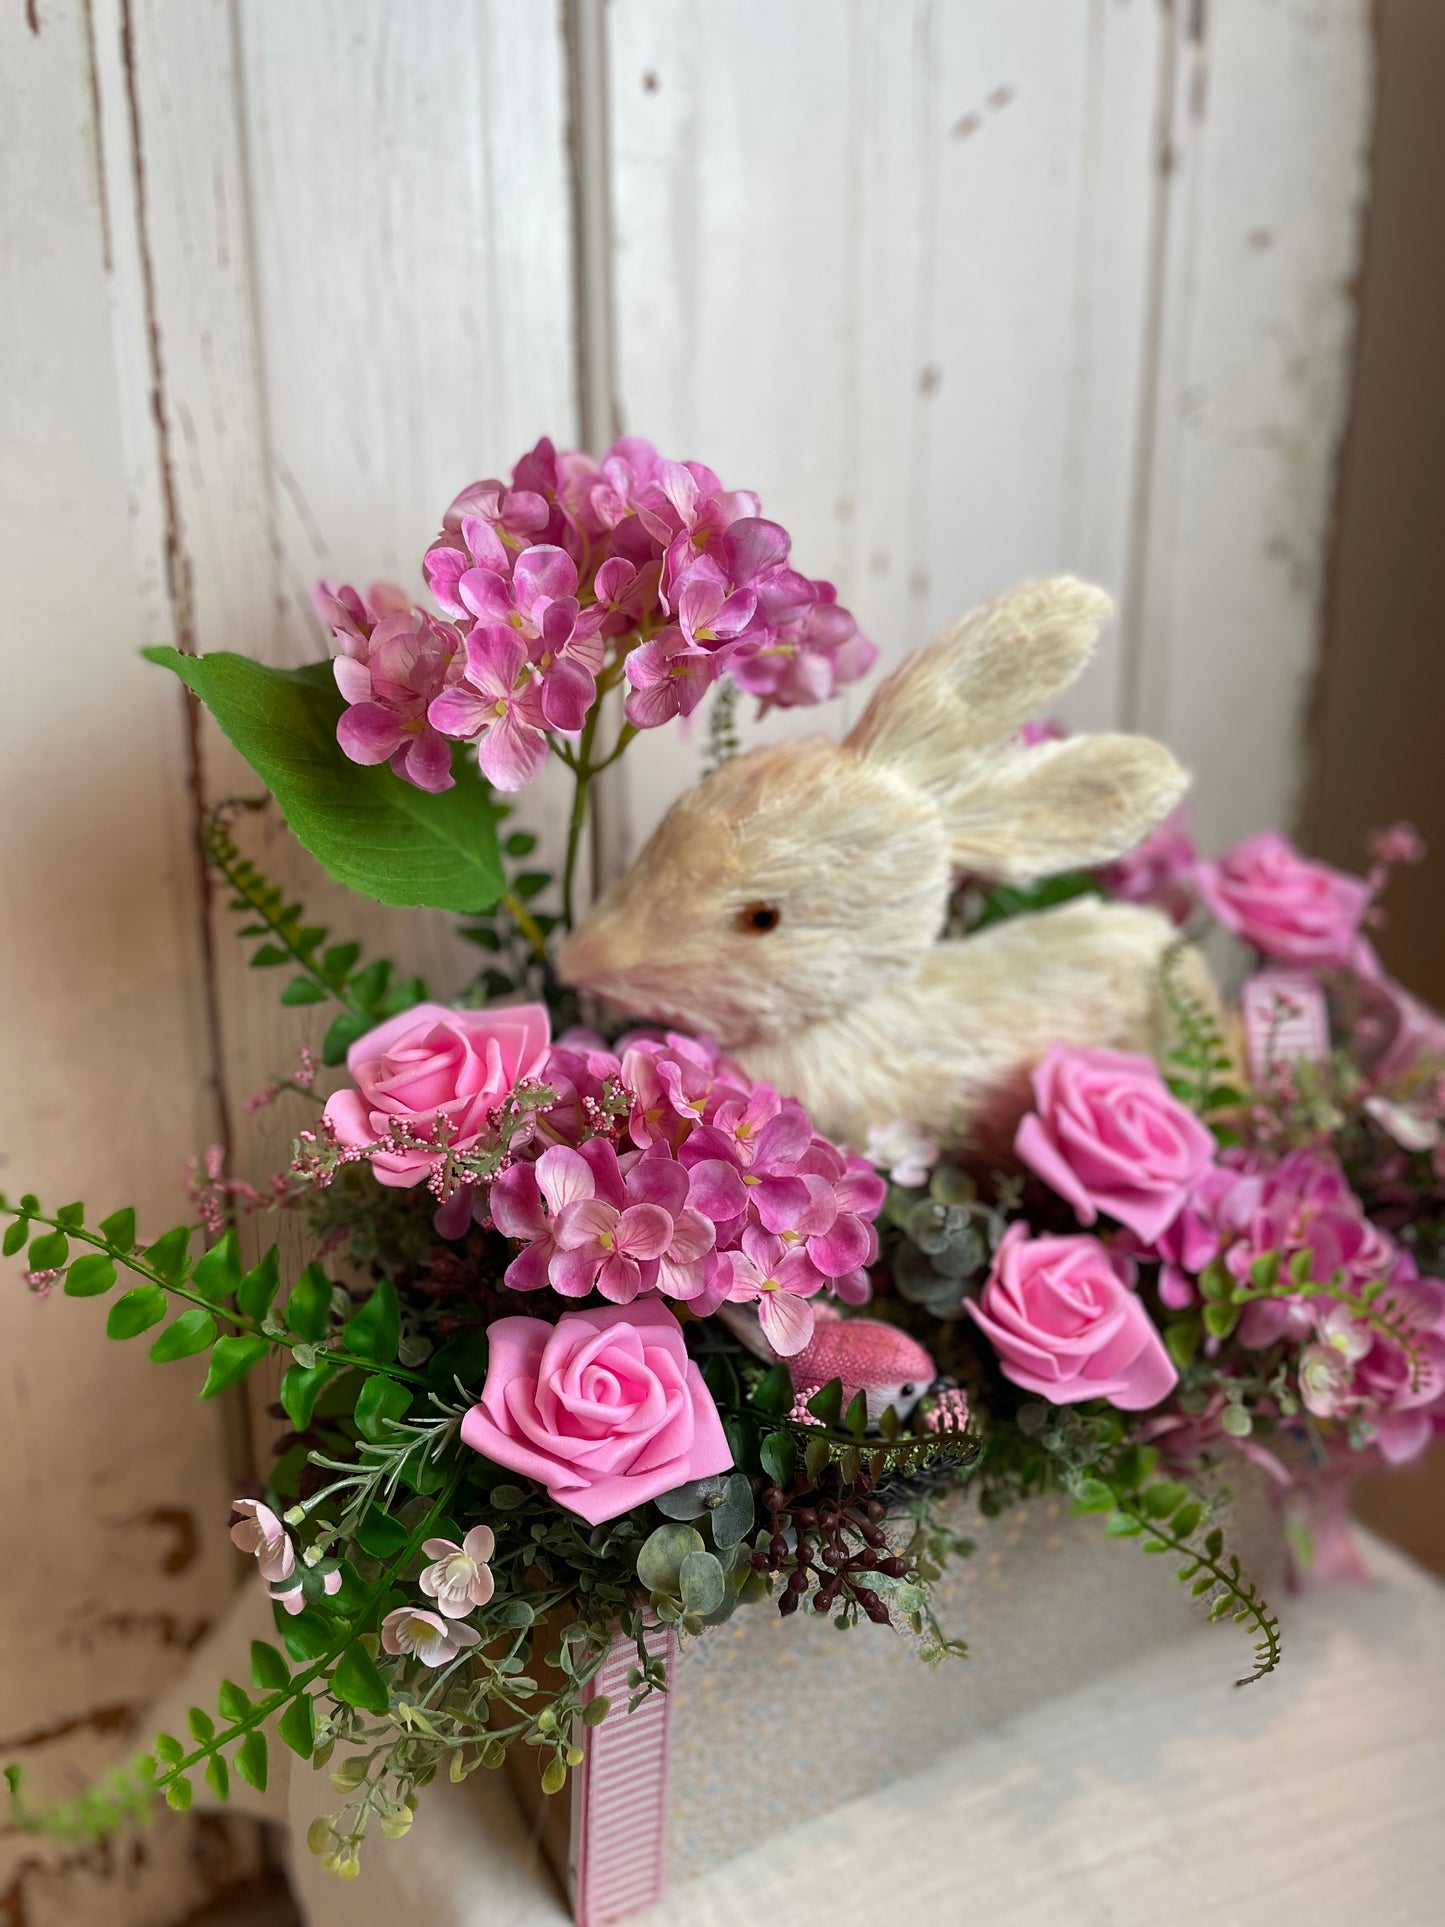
[570,1623,676,1927]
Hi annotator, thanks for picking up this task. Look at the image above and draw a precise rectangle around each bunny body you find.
[736,892,1204,1150]
[559,578,1214,1149]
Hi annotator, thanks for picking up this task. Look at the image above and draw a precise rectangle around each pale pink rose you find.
[460,1300,732,1526]
[1015,1043,1217,1244]
[1192,832,1369,966]
[966,1223,1178,1411]
[323,1002,550,1186]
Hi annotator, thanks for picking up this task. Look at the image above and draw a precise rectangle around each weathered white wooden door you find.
[0,2,1369,1920]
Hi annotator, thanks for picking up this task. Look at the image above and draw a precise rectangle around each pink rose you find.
[324,1001,550,1185]
[1192,832,1369,966]
[460,1300,733,1524]
[1015,1043,1216,1244]
[967,1223,1178,1410]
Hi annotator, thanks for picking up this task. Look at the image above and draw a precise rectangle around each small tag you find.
[1241,969,1330,1087]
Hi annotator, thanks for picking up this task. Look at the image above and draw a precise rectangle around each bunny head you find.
[557,578,1188,1051]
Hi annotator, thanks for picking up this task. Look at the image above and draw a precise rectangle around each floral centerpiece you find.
[4,437,1441,1889]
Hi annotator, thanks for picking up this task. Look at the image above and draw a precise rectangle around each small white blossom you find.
[381,1607,481,1668]
[1363,1094,1440,1153]
[865,1118,939,1189]
[230,1500,296,1586]
[418,1526,496,1619]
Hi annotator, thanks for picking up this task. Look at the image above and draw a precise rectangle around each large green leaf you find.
[144,648,505,913]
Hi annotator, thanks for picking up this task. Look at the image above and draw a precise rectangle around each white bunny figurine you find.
[558,578,1214,1150]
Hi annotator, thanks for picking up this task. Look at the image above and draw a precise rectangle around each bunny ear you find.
[846,576,1113,772]
[937,734,1189,883]
[845,575,1185,879]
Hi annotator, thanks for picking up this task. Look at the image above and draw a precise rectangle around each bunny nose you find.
[555,915,638,992]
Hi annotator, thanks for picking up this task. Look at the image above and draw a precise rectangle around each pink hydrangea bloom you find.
[1193,832,1370,966]
[427,626,552,790]
[313,579,412,656]
[381,1607,481,1668]
[968,1223,1178,1411]
[486,1029,883,1337]
[329,604,467,793]
[622,624,720,727]
[406,437,874,788]
[730,590,877,711]
[1095,806,1197,925]
[711,1224,827,1356]
[1327,1260,1445,1465]
[1015,1043,1217,1245]
[459,1300,733,1525]
[1222,1148,1392,1348]
[323,1002,549,1187]
[1151,1160,1265,1309]
[497,1141,715,1305]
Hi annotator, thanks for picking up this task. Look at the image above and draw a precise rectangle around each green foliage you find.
[969,870,1100,931]
[201,1336,271,1399]
[251,1642,291,1693]
[1072,1458,1282,1686]
[1194,1248,1430,1390]
[64,1254,116,1297]
[149,1309,218,1362]
[343,1279,400,1365]
[192,1229,242,1301]
[107,1286,167,1340]
[354,1375,411,1442]
[0,1197,423,1424]
[284,1261,333,1342]
[703,676,742,772]
[455,825,562,1010]
[1161,942,1242,1134]
[206,809,427,1063]
[236,1245,281,1321]
[148,649,506,914]
[278,1693,317,1760]
[332,1644,390,1717]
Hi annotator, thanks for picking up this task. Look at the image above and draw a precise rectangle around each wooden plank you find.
[603,0,1165,859]
[0,2,258,1919]
[119,0,582,1395]
[1128,0,1374,857]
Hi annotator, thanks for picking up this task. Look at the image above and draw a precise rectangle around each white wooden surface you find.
[604,0,1374,863]
[0,3,1373,1921]
[0,5,257,1920]
[154,1534,1445,1925]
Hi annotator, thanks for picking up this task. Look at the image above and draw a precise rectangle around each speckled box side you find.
[662,1475,1283,1880]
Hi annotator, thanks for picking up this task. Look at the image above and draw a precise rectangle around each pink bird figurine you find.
[719,1303,936,1426]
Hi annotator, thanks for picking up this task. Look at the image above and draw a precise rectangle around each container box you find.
[510,1474,1283,1925]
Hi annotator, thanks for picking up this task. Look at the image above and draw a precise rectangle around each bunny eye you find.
[737,901,782,934]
